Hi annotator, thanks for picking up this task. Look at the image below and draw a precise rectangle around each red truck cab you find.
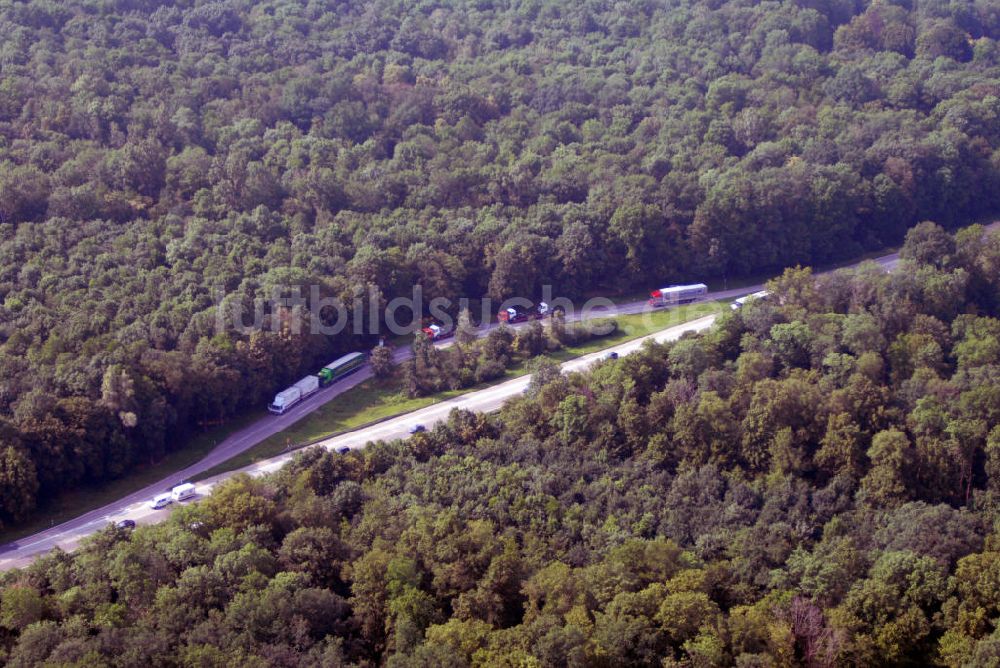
[499,302,551,323]
[498,307,530,324]
[422,323,454,340]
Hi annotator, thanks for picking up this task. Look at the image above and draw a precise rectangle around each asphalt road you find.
[0,312,721,570]
[0,310,717,569]
[2,223,994,570]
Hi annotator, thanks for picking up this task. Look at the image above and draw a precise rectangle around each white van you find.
[149,493,172,510]
[171,483,196,502]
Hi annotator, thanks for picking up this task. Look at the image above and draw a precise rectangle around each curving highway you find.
[2,224,994,571]
[0,312,719,570]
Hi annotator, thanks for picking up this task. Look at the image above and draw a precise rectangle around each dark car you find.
[409,424,426,434]
[604,351,619,360]
[336,446,351,454]
[115,519,136,530]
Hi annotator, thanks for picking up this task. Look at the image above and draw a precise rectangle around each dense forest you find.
[1,223,998,666]
[3,0,1000,523]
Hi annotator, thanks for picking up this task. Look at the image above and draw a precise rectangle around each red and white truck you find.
[648,284,707,308]
[421,323,455,341]
[497,302,550,323]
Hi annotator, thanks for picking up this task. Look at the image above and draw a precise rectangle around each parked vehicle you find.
[498,301,551,324]
[268,387,300,415]
[268,375,320,414]
[648,283,708,307]
[497,306,531,324]
[318,352,366,387]
[421,323,454,341]
[730,290,770,310]
[149,493,172,510]
[171,483,196,502]
[294,375,320,398]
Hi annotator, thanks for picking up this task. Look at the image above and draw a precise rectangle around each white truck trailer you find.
[730,290,770,310]
[648,283,708,307]
[268,375,320,414]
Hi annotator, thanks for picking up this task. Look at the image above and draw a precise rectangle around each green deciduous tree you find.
[860,429,915,508]
[370,344,394,379]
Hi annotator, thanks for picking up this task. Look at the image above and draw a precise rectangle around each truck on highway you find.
[421,323,454,341]
[268,375,320,414]
[498,301,551,324]
[648,283,708,308]
[318,352,366,387]
[731,290,770,310]
[498,306,530,324]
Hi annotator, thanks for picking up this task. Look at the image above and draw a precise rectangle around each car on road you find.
[115,519,136,530]
[603,351,619,360]
[336,446,350,454]
[409,424,426,434]
[149,493,172,510]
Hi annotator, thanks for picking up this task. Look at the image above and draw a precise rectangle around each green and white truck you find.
[318,352,367,387]
[267,352,367,415]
